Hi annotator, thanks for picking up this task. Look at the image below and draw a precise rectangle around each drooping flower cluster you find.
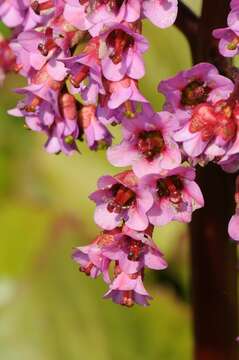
[1,0,239,307]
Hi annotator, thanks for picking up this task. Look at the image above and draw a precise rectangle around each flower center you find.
[23,96,41,112]
[189,102,237,142]
[137,130,165,160]
[122,290,134,307]
[227,36,239,50]
[157,175,183,204]
[107,29,134,64]
[79,262,94,276]
[127,238,144,261]
[38,28,58,57]
[181,80,210,106]
[107,184,136,213]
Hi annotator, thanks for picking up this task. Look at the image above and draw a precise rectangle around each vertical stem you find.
[190,1,239,359]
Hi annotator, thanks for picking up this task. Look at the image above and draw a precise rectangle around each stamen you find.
[80,262,94,276]
[122,290,134,307]
[127,239,143,261]
[70,66,89,88]
[107,184,136,213]
[181,80,210,106]
[107,29,134,64]
[227,36,239,50]
[24,97,41,112]
[31,0,54,14]
[124,101,135,118]
[157,176,183,204]
[137,130,165,160]
[38,38,57,56]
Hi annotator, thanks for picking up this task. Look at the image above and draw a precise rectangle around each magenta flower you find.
[99,23,148,81]
[78,104,112,150]
[107,104,181,177]
[104,271,152,307]
[213,3,239,57]
[9,91,80,155]
[174,100,238,161]
[89,171,154,231]
[159,63,234,126]
[102,225,167,274]
[72,231,118,283]
[141,166,204,226]
[62,37,105,103]
[64,0,141,36]
[10,30,57,76]
[0,0,26,27]
[142,0,178,29]
[104,76,148,109]
[213,27,239,58]
[44,119,79,155]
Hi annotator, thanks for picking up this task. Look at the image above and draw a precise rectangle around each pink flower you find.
[174,100,239,162]
[104,271,152,307]
[102,225,167,274]
[78,104,112,150]
[64,0,141,36]
[99,23,148,81]
[159,63,234,126]
[107,104,181,177]
[213,3,239,57]
[103,76,148,109]
[9,91,80,155]
[142,0,178,29]
[141,166,204,226]
[89,171,154,231]
[72,230,118,283]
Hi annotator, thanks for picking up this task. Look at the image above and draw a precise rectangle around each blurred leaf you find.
[0,230,192,360]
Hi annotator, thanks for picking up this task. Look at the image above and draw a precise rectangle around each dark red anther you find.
[79,0,88,4]
[107,29,134,64]
[31,0,54,14]
[127,239,143,261]
[38,38,57,56]
[80,262,94,276]
[107,184,136,213]
[24,97,41,112]
[122,290,134,307]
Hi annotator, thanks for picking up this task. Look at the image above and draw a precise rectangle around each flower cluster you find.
[1,0,239,307]
[1,0,178,155]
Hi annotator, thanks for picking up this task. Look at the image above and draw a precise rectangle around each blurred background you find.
[0,1,203,359]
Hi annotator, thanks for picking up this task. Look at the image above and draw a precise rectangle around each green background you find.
[0,1,202,359]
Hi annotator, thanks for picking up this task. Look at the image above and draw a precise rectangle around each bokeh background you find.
[0,1,203,359]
